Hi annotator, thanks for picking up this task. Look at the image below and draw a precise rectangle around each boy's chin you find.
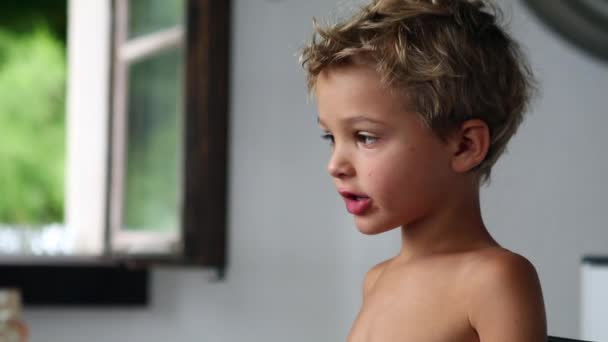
[354,218,399,235]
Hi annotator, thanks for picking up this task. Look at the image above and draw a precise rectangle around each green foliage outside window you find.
[0,24,66,225]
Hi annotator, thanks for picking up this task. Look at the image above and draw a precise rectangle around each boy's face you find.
[316,63,456,234]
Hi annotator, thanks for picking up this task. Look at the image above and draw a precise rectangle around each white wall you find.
[24,0,608,341]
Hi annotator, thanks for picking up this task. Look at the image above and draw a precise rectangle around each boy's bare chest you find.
[348,269,478,342]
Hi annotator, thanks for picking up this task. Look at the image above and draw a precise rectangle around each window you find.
[0,0,230,304]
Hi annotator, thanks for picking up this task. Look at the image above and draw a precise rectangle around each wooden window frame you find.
[181,0,230,268]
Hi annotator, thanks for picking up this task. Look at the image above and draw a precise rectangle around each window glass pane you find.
[128,0,185,39]
[124,47,183,232]
[0,1,68,255]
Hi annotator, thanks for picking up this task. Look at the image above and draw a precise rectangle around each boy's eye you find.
[321,133,335,145]
[356,132,378,145]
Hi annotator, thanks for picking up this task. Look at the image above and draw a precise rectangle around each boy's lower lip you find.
[344,197,372,215]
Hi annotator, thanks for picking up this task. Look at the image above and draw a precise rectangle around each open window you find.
[107,0,230,266]
[0,0,230,304]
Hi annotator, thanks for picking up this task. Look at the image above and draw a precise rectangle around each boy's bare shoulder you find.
[465,247,547,341]
[464,247,543,310]
[465,247,541,290]
[464,247,536,275]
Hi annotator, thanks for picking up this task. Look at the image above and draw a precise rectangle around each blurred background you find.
[1,0,607,341]
[0,0,66,229]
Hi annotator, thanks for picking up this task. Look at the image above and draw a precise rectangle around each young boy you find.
[301,0,546,341]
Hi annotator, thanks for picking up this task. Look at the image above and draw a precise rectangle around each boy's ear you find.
[448,119,490,174]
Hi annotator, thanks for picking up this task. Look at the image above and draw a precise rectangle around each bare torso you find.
[347,249,502,342]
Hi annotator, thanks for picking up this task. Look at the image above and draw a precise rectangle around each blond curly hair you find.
[301,0,536,183]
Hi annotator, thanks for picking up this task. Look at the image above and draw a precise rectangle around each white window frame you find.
[65,0,113,257]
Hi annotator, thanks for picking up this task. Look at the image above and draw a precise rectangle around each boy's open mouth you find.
[339,191,372,215]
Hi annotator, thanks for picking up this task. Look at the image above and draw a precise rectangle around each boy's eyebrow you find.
[317,115,385,127]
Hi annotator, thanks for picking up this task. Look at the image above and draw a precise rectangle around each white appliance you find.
[581,256,608,341]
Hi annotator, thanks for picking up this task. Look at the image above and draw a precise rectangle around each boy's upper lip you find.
[338,189,369,199]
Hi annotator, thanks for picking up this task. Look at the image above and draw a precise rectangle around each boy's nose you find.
[327,151,354,179]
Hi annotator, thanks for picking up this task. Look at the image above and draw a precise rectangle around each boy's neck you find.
[398,184,497,262]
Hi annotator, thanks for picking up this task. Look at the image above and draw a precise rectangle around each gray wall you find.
[483,0,608,338]
[24,0,608,340]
